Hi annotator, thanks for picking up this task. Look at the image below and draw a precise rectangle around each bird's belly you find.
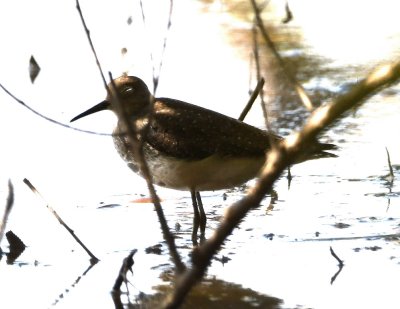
[142,154,265,191]
[114,139,266,191]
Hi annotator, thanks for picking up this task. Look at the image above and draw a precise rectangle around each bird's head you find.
[70,75,152,123]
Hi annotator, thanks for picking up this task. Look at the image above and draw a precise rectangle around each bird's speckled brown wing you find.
[145,98,280,160]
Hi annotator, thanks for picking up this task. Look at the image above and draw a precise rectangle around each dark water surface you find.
[0,0,400,308]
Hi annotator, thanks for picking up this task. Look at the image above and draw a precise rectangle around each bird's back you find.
[145,98,280,160]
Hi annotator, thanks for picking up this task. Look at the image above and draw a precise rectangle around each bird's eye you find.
[121,86,134,95]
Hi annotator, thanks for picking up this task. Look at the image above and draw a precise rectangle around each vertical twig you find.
[385,147,394,182]
[154,0,174,93]
[112,249,137,292]
[250,0,313,110]
[140,0,174,94]
[108,73,185,273]
[252,24,270,129]
[75,0,184,273]
[0,180,14,244]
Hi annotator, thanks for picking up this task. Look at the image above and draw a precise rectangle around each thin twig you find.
[23,178,99,264]
[385,147,394,182]
[75,0,184,273]
[0,180,14,244]
[112,249,137,292]
[238,77,265,121]
[330,246,344,267]
[252,24,270,128]
[330,246,344,284]
[154,0,174,94]
[164,61,400,308]
[0,83,110,136]
[139,0,174,94]
[108,73,185,274]
[76,0,108,90]
[250,0,313,110]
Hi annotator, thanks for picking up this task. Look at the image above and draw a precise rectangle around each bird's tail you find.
[294,140,338,164]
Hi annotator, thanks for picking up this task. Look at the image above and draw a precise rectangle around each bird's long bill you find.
[70,100,110,122]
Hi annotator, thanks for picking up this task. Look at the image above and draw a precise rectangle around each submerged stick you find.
[23,178,99,264]
[112,249,137,292]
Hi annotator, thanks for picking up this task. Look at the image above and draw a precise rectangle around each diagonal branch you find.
[75,0,184,273]
[164,61,400,308]
[108,73,185,273]
[0,82,111,136]
[23,178,99,264]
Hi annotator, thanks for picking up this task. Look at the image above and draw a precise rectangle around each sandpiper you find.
[71,76,336,240]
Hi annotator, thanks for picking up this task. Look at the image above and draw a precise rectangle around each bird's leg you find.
[190,189,200,245]
[195,191,206,239]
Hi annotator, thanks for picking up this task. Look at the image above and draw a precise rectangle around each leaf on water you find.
[29,55,40,83]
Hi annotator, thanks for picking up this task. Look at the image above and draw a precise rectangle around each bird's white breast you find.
[142,149,265,191]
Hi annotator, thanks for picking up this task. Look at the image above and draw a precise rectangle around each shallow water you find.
[0,0,400,308]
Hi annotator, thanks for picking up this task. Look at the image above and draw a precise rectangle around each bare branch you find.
[76,0,183,272]
[108,73,185,274]
[75,0,108,90]
[23,178,99,264]
[239,77,265,121]
[0,83,111,136]
[164,61,400,308]
[75,0,184,273]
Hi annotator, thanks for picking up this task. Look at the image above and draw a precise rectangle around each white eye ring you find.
[122,86,134,95]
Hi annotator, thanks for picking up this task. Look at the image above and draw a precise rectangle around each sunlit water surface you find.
[0,0,400,308]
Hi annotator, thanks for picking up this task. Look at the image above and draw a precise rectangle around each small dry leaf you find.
[29,55,40,83]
